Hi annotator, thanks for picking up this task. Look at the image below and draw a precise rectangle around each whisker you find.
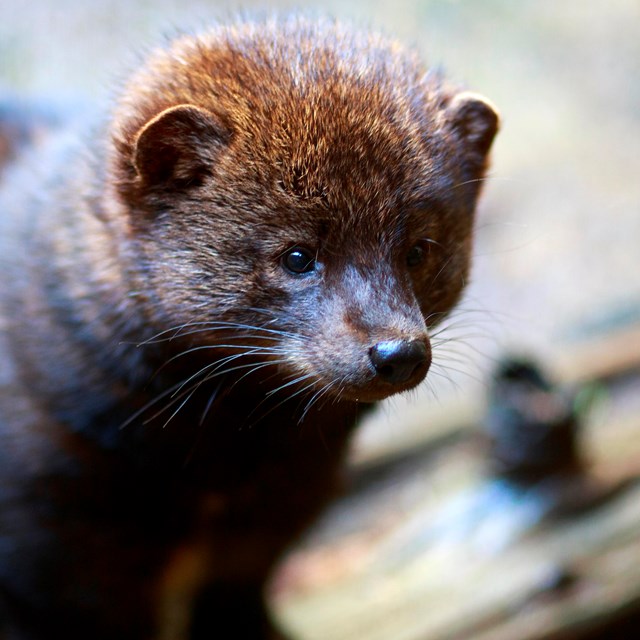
[245,376,318,429]
[141,382,205,425]
[161,346,285,395]
[159,385,201,430]
[133,321,208,345]
[121,349,286,431]
[266,373,315,397]
[203,359,290,396]
[431,360,485,386]
[169,349,263,397]
[136,320,303,346]
[144,358,288,427]
[431,351,472,370]
[154,329,289,345]
[165,343,286,369]
[179,354,285,395]
[119,379,192,430]
[427,364,464,394]
[299,380,336,424]
[199,379,225,426]
[425,254,456,297]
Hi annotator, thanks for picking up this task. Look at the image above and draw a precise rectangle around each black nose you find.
[369,339,431,385]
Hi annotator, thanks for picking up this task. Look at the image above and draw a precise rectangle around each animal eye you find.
[281,247,316,275]
[406,243,426,268]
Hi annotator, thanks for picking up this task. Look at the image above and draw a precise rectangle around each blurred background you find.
[1,1,639,639]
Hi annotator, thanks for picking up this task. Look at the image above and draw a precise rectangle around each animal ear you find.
[133,104,230,188]
[444,91,500,174]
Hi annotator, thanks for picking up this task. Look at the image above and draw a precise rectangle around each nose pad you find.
[369,339,431,385]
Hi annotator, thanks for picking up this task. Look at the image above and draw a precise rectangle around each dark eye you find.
[406,243,426,268]
[281,247,317,275]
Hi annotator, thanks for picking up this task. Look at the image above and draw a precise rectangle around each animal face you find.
[110,19,498,403]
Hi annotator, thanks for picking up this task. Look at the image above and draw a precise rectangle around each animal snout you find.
[369,338,431,386]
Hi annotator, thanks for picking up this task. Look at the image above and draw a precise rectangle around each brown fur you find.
[0,16,498,640]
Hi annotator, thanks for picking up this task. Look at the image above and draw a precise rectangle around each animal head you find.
[109,17,499,403]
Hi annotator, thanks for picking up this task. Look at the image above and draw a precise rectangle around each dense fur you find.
[0,16,498,640]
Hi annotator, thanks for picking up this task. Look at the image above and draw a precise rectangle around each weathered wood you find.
[554,324,640,384]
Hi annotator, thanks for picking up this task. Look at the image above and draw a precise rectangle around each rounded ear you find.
[133,104,230,188]
[444,91,500,174]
